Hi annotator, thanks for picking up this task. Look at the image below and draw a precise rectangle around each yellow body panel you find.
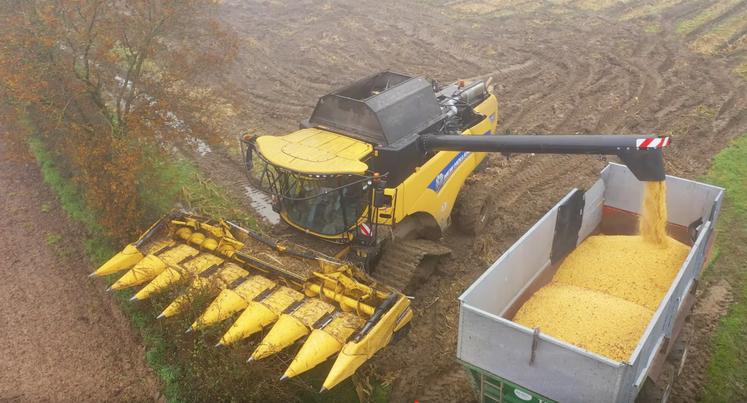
[250,299,333,360]
[264,93,499,242]
[220,301,277,345]
[93,244,143,276]
[160,263,249,318]
[132,252,224,300]
[110,254,167,290]
[284,329,342,379]
[322,313,365,344]
[282,313,364,379]
[256,128,373,174]
[220,286,304,345]
[378,94,499,230]
[262,286,305,313]
[251,314,309,360]
[291,298,336,328]
[111,243,199,290]
[181,253,225,274]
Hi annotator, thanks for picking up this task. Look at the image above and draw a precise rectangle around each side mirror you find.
[372,178,390,209]
[239,132,257,172]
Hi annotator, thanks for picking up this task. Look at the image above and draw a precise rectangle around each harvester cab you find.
[240,71,670,291]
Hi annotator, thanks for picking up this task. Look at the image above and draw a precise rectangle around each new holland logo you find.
[427,151,470,193]
[427,130,493,193]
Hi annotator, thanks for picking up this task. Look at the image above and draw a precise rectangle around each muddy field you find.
[191,1,747,401]
[3,0,745,401]
[0,135,160,401]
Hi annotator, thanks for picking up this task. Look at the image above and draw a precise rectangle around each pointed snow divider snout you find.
[91,244,144,277]
[282,313,364,380]
[250,299,334,361]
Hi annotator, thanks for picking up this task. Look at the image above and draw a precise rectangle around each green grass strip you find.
[27,136,118,261]
[701,133,747,402]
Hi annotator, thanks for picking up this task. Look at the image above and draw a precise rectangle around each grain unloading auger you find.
[90,211,411,391]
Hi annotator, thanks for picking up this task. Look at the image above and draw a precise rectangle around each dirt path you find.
[0,135,159,402]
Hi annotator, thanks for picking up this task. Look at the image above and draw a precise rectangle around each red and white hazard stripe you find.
[636,136,671,149]
[358,223,372,237]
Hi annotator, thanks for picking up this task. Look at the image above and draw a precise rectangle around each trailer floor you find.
[0,134,160,402]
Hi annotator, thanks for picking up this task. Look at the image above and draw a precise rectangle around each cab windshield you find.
[248,151,370,236]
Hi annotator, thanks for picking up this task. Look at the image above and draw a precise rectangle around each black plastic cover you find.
[309,71,444,146]
[550,189,585,264]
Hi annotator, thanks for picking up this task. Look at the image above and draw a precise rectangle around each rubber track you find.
[372,239,451,291]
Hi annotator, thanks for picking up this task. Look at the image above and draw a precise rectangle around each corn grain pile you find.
[551,235,688,311]
[513,182,690,362]
[513,283,655,361]
[640,181,669,245]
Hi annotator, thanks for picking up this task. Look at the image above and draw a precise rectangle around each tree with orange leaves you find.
[0,0,238,242]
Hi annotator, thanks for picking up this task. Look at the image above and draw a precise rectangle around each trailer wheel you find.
[667,323,693,377]
[637,325,694,403]
[637,366,675,403]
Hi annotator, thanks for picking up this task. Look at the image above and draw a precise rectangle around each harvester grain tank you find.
[93,72,675,391]
[457,163,724,402]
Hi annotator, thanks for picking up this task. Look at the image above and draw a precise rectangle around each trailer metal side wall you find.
[457,163,724,403]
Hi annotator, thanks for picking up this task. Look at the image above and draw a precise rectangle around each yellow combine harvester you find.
[93,71,670,391]
[240,71,668,291]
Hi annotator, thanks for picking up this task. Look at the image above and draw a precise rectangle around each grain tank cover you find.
[308,71,444,146]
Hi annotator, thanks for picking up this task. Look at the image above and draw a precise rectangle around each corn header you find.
[90,211,411,391]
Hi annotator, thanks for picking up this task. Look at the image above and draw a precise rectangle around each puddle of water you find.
[186,136,212,156]
[244,185,280,224]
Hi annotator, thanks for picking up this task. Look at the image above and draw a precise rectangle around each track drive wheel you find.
[453,178,495,236]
